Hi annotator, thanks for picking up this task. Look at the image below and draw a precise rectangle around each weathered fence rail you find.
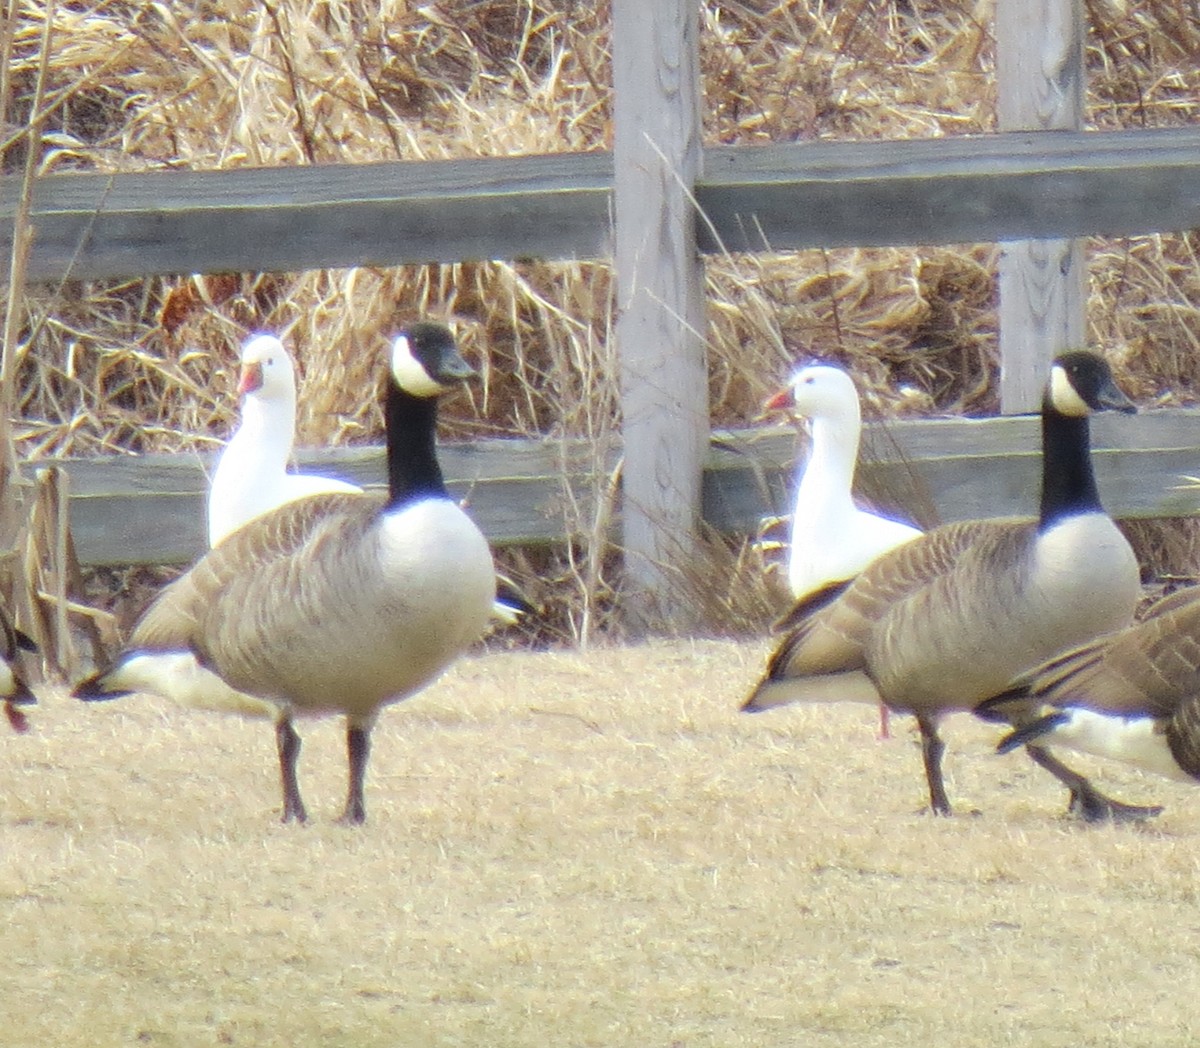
[4,0,1199,617]
[42,408,1200,567]
[5,129,1200,282]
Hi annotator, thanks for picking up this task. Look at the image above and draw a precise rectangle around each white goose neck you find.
[232,388,297,470]
[796,409,862,514]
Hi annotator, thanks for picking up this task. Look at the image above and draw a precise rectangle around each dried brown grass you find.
[2,0,1200,633]
[8,640,1200,1046]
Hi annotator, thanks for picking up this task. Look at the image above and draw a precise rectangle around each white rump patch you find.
[1045,709,1194,783]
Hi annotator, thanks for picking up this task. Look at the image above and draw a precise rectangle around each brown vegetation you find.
[5,2,1200,639]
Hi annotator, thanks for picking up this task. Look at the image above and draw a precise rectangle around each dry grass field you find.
[6,638,1200,1047]
[6,5,1200,1043]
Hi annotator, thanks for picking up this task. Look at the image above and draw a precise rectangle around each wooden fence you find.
[3,0,1200,607]
[35,408,1200,568]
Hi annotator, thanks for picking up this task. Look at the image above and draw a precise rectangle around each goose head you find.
[764,364,861,427]
[1046,351,1136,418]
[390,321,475,398]
[238,334,298,404]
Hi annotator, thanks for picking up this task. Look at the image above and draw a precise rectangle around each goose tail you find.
[4,675,36,733]
[995,712,1070,754]
[741,669,882,713]
[71,665,132,702]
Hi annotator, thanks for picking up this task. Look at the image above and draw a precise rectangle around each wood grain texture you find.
[613,0,707,627]
[6,130,1200,281]
[996,0,1086,413]
[33,408,1200,566]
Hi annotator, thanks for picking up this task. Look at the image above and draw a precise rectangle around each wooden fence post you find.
[612,0,707,632]
[996,0,1087,412]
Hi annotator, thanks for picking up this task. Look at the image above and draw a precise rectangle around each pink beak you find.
[238,361,264,395]
[763,386,794,413]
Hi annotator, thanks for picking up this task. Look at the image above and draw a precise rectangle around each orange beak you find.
[238,361,264,395]
[762,386,794,413]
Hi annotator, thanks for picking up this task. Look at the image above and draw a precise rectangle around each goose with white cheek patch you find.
[743,351,1160,821]
[210,332,529,627]
[979,584,1200,794]
[74,322,496,825]
[763,362,923,737]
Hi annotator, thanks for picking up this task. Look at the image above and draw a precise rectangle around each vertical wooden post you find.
[996,0,1086,413]
[612,0,707,632]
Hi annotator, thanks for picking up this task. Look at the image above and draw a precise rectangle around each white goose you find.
[75,322,497,824]
[765,363,923,602]
[207,333,358,548]
[764,363,923,737]
[209,333,526,627]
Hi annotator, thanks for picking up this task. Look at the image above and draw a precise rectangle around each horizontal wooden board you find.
[5,128,1200,281]
[22,408,1200,566]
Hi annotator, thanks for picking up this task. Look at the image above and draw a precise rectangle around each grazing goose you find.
[742,351,1157,820]
[980,585,1200,788]
[1,613,36,733]
[763,363,923,737]
[209,332,527,627]
[75,322,496,824]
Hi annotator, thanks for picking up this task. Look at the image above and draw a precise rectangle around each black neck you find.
[385,380,447,507]
[1039,401,1103,526]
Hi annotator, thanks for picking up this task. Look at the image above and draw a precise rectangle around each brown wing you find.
[766,518,1030,680]
[131,491,381,652]
[1021,585,1200,718]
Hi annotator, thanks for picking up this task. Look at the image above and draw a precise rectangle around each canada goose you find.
[763,363,923,737]
[208,332,528,627]
[980,584,1200,788]
[1,614,36,733]
[74,321,496,824]
[742,351,1156,820]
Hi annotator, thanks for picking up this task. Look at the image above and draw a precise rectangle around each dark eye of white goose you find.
[391,333,450,397]
[1048,364,1092,418]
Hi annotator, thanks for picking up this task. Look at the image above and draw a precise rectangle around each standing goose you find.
[742,351,1157,820]
[207,333,359,548]
[209,332,528,627]
[763,363,923,737]
[980,585,1200,788]
[765,363,923,603]
[74,322,496,824]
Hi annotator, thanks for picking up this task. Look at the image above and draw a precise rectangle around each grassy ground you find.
[4,638,1200,1047]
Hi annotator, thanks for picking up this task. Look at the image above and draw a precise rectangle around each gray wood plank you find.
[994,0,1086,413]
[613,0,707,628]
[6,129,1200,282]
[31,408,1200,566]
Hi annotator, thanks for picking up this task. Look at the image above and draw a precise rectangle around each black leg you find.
[338,723,371,826]
[1024,744,1163,823]
[916,712,952,816]
[275,717,308,824]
